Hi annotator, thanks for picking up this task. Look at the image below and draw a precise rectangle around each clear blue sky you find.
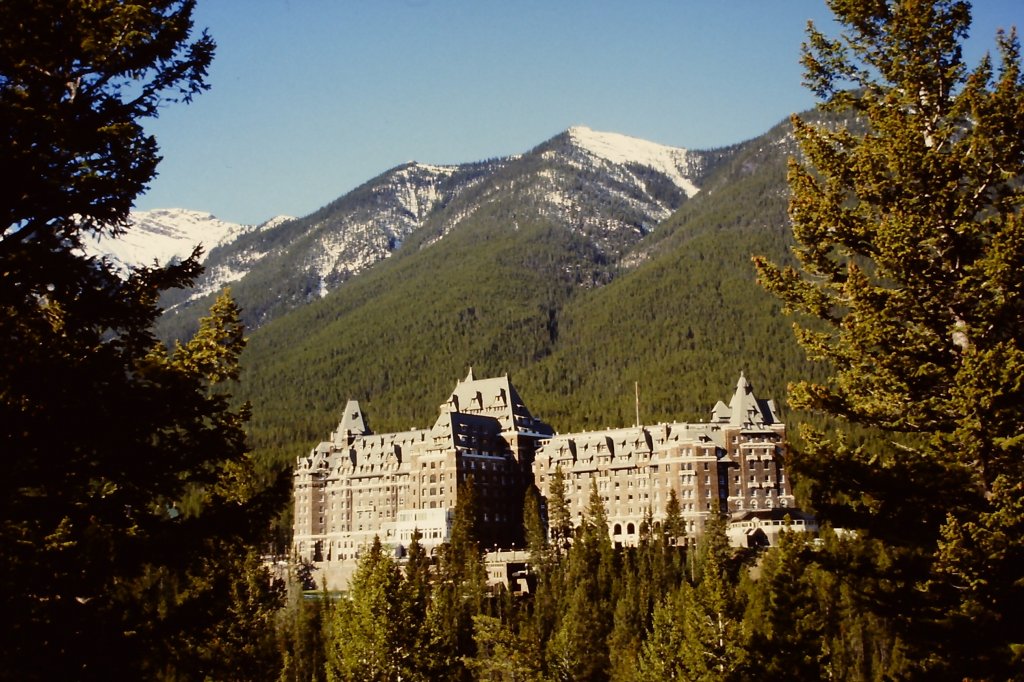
[136,1,1024,226]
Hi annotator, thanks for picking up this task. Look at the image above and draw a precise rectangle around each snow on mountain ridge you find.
[568,126,700,198]
[83,208,296,310]
[145,127,712,331]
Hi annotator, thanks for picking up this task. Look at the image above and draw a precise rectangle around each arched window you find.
[626,522,635,535]
[613,523,622,535]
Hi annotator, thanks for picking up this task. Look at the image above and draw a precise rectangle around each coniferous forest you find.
[2,1,1023,680]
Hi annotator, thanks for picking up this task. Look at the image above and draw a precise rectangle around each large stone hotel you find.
[293,370,802,582]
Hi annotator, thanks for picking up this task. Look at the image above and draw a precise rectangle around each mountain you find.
[213,118,813,478]
[153,126,723,340]
[81,208,294,294]
[83,121,816,483]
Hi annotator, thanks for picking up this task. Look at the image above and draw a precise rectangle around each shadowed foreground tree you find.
[0,2,284,678]
[547,480,616,682]
[424,478,488,680]
[754,0,1024,677]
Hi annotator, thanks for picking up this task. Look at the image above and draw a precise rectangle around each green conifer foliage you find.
[677,518,746,681]
[547,464,575,554]
[276,570,328,682]
[0,3,285,677]
[523,483,551,569]
[662,488,686,546]
[742,528,829,680]
[425,478,488,680]
[607,555,650,682]
[467,614,538,682]
[753,1,1024,676]
[325,537,414,682]
[547,480,616,682]
[635,587,688,682]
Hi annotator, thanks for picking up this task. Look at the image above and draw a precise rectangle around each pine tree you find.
[742,527,829,680]
[523,483,550,570]
[662,488,686,547]
[404,529,432,635]
[276,570,328,682]
[635,586,688,682]
[678,518,745,681]
[466,614,538,682]
[547,464,574,554]
[424,478,488,680]
[606,555,648,682]
[547,479,615,682]
[324,536,416,682]
[753,1,1024,676]
[0,3,285,677]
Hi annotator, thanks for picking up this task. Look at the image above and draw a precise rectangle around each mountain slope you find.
[81,209,294,300]
[518,116,809,429]
[231,118,810,475]
[155,127,716,341]
[82,209,246,269]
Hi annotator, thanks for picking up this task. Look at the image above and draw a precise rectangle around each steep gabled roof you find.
[437,369,549,435]
[333,399,370,442]
[710,373,779,427]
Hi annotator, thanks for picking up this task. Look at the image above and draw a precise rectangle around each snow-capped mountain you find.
[82,208,292,271]
[82,208,294,301]
[83,208,238,270]
[566,126,700,198]
[142,127,723,336]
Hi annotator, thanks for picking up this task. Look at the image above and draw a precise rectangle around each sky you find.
[136,1,1024,226]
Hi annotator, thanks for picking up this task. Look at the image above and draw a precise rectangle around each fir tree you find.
[466,614,538,682]
[678,518,745,681]
[425,478,488,680]
[324,537,415,682]
[547,479,615,682]
[662,488,686,547]
[523,483,551,570]
[547,464,574,554]
[606,555,648,682]
[635,586,688,682]
[276,570,328,682]
[754,1,1024,676]
[0,3,290,675]
[742,527,828,680]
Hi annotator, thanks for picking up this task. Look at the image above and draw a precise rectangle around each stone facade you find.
[293,370,553,580]
[293,370,796,583]
[532,372,794,545]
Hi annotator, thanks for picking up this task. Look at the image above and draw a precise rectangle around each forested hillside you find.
[519,117,811,429]
[237,115,813,479]
[157,126,719,344]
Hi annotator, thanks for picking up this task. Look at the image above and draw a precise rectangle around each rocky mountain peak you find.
[565,126,699,198]
[100,127,728,337]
